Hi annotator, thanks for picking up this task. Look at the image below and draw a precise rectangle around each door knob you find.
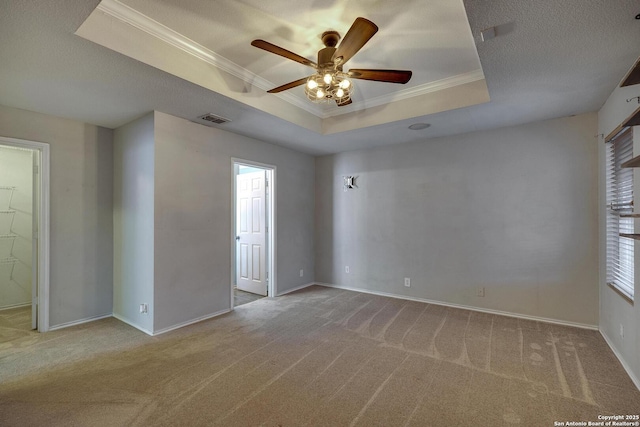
[236,236,240,240]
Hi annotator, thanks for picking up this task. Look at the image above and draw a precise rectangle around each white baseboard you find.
[599,329,640,391]
[49,313,113,331]
[0,302,31,312]
[112,312,154,336]
[276,282,315,296]
[151,308,231,336]
[315,282,599,331]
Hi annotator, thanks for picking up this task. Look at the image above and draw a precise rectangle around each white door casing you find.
[0,136,49,332]
[236,170,267,296]
[31,150,38,329]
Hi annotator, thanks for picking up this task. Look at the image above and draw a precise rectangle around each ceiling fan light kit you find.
[304,70,353,103]
[251,17,412,106]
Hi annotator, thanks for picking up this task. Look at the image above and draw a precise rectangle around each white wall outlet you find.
[345,266,350,274]
[299,269,304,277]
[620,324,624,338]
[404,277,411,287]
[139,303,148,314]
[477,287,485,297]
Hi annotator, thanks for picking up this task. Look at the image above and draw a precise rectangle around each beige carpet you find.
[0,285,638,426]
[235,288,266,307]
[0,305,32,334]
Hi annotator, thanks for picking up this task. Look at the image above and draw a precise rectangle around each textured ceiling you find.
[0,0,639,155]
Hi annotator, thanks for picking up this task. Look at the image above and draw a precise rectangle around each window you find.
[606,128,634,301]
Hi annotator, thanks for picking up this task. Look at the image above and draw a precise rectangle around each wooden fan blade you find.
[348,69,412,84]
[251,40,317,68]
[267,77,310,93]
[332,17,378,65]
[336,98,353,107]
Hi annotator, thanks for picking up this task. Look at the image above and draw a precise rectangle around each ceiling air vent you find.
[197,113,231,125]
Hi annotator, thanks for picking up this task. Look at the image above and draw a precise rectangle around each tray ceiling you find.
[76,0,489,134]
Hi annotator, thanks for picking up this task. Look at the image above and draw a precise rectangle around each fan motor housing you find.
[318,47,338,68]
[321,31,340,47]
[319,31,341,67]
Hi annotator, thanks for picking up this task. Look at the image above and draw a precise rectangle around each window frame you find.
[605,127,635,303]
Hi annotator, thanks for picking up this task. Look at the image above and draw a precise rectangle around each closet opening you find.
[0,137,49,332]
[231,160,276,308]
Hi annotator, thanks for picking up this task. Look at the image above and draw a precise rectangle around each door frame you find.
[0,136,50,332]
[231,158,276,309]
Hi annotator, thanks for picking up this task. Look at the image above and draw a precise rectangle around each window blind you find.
[606,128,634,300]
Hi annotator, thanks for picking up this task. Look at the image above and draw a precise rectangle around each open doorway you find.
[0,136,49,333]
[232,160,275,308]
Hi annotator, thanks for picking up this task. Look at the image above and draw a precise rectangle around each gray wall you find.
[113,113,155,333]
[598,82,640,386]
[316,113,599,326]
[152,112,315,332]
[0,104,113,327]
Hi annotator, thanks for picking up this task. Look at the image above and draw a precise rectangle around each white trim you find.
[231,159,277,308]
[112,313,153,336]
[96,0,484,120]
[276,282,315,296]
[315,282,599,331]
[0,136,50,333]
[96,0,319,117]
[321,70,486,118]
[112,312,154,336]
[48,313,112,331]
[152,308,231,336]
[600,329,640,391]
[0,302,31,312]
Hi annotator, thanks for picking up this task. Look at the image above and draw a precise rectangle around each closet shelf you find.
[0,234,17,239]
[621,155,640,168]
[0,186,15,190]
[619,233,640,240]
[0,210,16,214]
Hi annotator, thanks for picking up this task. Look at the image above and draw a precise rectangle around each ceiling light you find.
[408,123,431,130]
[304,70,353,104]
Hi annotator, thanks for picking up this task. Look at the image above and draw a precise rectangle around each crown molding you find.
[97,0,484,121]
[321,69,486,118]
[97,0,322,117]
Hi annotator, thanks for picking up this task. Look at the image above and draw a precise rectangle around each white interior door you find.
[31,151,38,330]
[236,170,267,296]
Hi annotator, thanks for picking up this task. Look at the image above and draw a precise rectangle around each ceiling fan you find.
[251,17,412,106]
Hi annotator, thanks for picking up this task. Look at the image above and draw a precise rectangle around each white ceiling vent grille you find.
[197,113,231,125]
